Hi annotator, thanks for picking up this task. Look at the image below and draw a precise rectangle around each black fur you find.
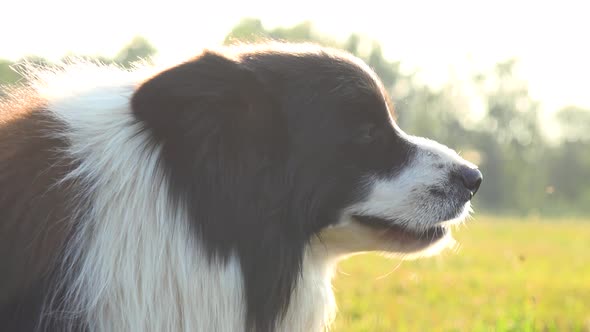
[132,45,414,331]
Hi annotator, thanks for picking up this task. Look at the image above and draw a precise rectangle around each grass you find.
[331,216,590,331]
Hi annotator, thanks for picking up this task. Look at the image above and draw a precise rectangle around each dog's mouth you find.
[352,215,449,244]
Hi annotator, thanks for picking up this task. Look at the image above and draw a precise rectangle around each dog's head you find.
[133,43,481,257]
[131,42,481,328]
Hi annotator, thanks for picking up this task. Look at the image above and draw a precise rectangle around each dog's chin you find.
[315,204,470,258]
[351,215,451,254]
[348,203,470,256]
[354,215,448,241]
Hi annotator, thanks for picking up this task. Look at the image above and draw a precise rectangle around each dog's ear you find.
[132,51,285,162]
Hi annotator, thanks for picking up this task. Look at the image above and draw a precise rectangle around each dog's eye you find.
[357,124,379,144]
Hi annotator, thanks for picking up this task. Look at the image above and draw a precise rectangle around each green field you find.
[332,216,590,331]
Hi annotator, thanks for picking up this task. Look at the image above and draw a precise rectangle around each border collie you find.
[0,43,482,331]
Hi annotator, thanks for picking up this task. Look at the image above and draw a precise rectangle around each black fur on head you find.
[131,45,413,331]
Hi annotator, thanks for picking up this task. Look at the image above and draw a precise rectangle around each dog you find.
[0,43,482,331]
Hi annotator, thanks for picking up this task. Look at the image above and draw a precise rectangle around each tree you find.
[470,60,550,214]
[114,36,157,68]
[224,18,267,44]
[555,106,590,142]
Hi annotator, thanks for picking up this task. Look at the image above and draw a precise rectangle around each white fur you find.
[277,245,339,332]
[35,64,247,331]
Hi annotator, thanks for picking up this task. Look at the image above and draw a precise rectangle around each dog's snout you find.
[460,166,483,195]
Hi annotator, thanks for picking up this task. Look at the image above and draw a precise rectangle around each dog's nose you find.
[460,166,482,195]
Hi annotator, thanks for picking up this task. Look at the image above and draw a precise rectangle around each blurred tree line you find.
[1,19,589,217]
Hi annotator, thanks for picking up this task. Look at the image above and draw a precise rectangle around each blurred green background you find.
[2,17,589,332]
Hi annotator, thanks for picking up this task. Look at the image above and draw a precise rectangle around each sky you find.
[2,0,589,113]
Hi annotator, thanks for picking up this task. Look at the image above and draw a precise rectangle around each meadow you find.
[332,216,590,331]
